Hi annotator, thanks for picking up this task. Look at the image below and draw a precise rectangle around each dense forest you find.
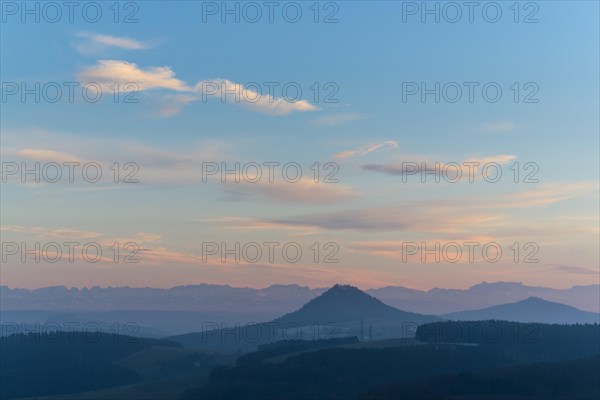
[0,331,179,399]
[363,356,600,399]
[1,322,598,399]
[417,320,600,362]
[182,322,600,399]
[237,337,359,366]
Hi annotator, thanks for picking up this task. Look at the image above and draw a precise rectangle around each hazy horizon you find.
[2,280,599,292]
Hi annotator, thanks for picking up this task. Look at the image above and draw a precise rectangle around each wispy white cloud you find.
[3,130,362,206]
[311,113,367,126]
[76,33,154,54]
[158,94,198,117]
[77,61,318,116]
[194,79,318,115]
[333,140,398,159]
[463,155,517,165]
[78,60,190,92]
[17,149,83,163]
[1,129,228,186]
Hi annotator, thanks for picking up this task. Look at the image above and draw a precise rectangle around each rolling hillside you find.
[169,284,440,351]
[443,297,600,324]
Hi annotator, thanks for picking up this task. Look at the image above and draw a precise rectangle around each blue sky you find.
[1,1,598,289]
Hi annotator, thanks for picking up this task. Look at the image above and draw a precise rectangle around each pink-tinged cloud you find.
[221,178,358,204]
[78,60,190,91]
[501,182,599,208]
[210,206,501,233]
[348,236,511,264]
[16,149,83,163]
[78,61,318,116]
[1,225,103,239]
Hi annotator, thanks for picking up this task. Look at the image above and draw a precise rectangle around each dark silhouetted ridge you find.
[274,284,439,325]
[443,296,600,324]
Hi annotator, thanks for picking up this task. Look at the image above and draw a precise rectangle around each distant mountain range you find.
[0,284,321,336]
[168,285,600,351]
[0,284,322,314]
[3,284,596,339]
[169,285,440,351]
[442,297,600,324]
[2,282,598,314]
[367,282,600,314]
